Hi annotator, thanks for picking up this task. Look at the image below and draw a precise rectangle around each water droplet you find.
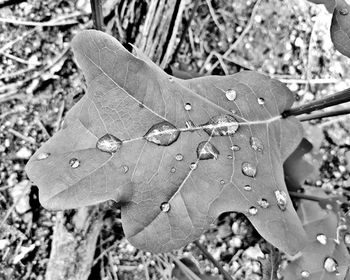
[169,77,174,82]
[170,167,176,173]
[160,202,171,212]
[344,233,350,245]
[230,145,240,151]
[96,133,122,154]
[257,198,269,209]
[248,206,258,216]
[190,162,197,170]
[122,165,129,174]
[300,270,310,278]
[203,114,239,136]
[220,180,225,185]
[144,121,180,146]
[69,158,80,169]
[316,233,327,245]
[197,141,219,160]
[225,89,237,101]
[184,103,192,111]
[250,136,263,153]
[230,109,237,115]
[340,8,349,15]
[227,155,233,159]
[275,190,287,211]
[244,185,252,191]
[241,162,257,178]
[37,152,50,160]
[323,257,338,273]
[175,154,184,161]
[185,120,196,130]
[257,97,265,105]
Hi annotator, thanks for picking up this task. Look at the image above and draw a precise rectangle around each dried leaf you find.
[25,30,307,255]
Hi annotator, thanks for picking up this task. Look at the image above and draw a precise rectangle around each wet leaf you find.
[25,30,306,255]
[331,0,350,58]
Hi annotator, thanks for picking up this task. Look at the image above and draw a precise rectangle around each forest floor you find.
[0,0,350,279]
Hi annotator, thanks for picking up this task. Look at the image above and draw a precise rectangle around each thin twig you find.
[298,107,350,122]
[90,0,104,30]
[194,240,234,280]
[8,128,36,144]
[205,0,224,31]
[283,87,350,117]
[0,17,78,27]
[289,191,321,202]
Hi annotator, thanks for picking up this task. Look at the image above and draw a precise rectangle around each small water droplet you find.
[225,88,237,101]
[197,141,219,160]
[122,165,129,174]
[186,120,196,130]
[37,152,50,160]
[250,136,263,153]
[230,109,237,115]
[323,257,338,273]
[220,180,225,185]
[69,158,80,169]
[316,233,327,245]
[184,103,192,111]
[340,8,349,15]
[169,77,174,82]
[203,114,239,136]
[244,185,252,191]
[275,190,287,211]
[344,233,350,245]
[241,162,257,178]
[248,206,258,216]
[170,167,176,173]
[257,97,265,105]
[227,155,233,159]
[96,133,122,154]
[230,145,240,151]
[160,202,171,212]
[144,121,180,146]
[190,162,197,170]
[257,198,269,208]
[175,154,184,161]
[300,270,310,278]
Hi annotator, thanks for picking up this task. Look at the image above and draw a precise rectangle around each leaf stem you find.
[298,107,350,122]
[282,87,350,117]
[90,0,104,31]
[193,240,233,280]
[289,191,321,202]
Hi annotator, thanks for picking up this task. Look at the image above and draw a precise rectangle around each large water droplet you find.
[257,97,265,105]
[144,121,180,146]
[175,154,184,161]
[257,198,269,209]
[344,233,350,245]
[96,133,122,154]
[300,270,310,278]
[203,114,239,136]
[241,162,257,178]
[122,165,129,174]
[340,8,349,15]
[316,233,327,245]
[323,257,338,273]
[69,158,80,169]
[250,136,263,153]
[225,89,237,101]
[275,190,287,211]
[197,141,219,160]
[230,145,240,151]
[248,206,258,216]
[244,185,252,191]
[190,162,197,170]
[184,103,192,111]
[160,202,171,212]
[170,167,176,173]
[37,152,50,160]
